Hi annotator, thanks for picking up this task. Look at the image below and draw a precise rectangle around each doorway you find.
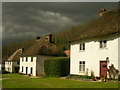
[100,61,107,78]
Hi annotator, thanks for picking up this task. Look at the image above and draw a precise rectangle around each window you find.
[26,57,28,62]
[100,40,107,49]
[22,66,23,72]
[31,57,33,62]
[80,43,85,51]
[79,61,85,72]
[30,67,33,74]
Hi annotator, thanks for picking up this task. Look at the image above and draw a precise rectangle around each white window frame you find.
[99,40,107,49]
[79,61,85,72]
[79,43,85,51]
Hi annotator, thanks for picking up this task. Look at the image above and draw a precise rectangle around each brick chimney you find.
[46,34,52,43]
[99,8,107,17]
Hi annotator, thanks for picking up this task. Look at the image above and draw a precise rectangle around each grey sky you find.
[2,2,118,45]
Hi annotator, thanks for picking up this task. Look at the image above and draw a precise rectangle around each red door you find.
[100,61,107,78]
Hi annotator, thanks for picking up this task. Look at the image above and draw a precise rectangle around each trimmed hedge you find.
[44,57,70,77]
[66,74,91,80]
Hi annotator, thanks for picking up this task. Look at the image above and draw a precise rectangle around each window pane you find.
[80,44,82,50]
[31,57,33,62]
[103,40,107,48]
[22,66,23,72]
[31,67,33,74]
[26,57,28,62]
[100,41,102,48]
[83,61,85,64]
[83,43,85,50]
[79,65,82,72]
[79,61,82,64]
[83,65,85,71]
[102,65,107,68]
[104,40,107,43]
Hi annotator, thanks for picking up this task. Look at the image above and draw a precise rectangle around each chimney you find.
[46,33,52,43]
[22,48,24,52]
[99,8,107,17]
[36,36,41,41]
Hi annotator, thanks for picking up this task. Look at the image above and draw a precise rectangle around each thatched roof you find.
[70,8,120,43]
[22,39,60,56]
[7,49,22,61]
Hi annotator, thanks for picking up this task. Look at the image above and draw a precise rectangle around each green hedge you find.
[44,57,70,77]
[66,74,91,80]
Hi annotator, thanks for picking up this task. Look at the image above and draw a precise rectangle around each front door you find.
[100,61,107,78]
[15,67,19,73]
[26,67,28,74]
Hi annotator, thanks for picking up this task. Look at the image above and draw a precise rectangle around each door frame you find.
[99,61,107,78]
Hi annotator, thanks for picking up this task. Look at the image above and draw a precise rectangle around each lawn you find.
[2,74,119,88]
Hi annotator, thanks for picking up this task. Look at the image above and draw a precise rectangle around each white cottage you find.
[70,8,120,78]
[5,49,22,73]
[19,55,55,76]
[19,34,58,76]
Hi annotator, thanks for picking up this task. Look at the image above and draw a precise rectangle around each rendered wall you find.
[70,37,119,77]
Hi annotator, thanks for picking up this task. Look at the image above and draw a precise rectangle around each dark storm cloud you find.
[2,2,118,45]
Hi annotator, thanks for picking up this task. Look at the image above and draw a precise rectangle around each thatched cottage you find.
[5,49,22,73]
[70,8,120,78]
[19,35,58,76]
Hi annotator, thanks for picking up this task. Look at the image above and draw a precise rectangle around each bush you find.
[66,74,91,80]
[119,74,120,81]
[44,57,70,77]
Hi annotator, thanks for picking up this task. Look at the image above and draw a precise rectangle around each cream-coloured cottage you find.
[70,8,120,78]
[5,49,22,73]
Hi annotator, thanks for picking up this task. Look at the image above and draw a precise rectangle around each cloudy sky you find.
[2,2,118,45]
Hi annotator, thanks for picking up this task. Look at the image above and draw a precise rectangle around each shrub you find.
[119,74,120,81]
[66,74,91,80]
[44,57,70,77]
[107,64,119,80]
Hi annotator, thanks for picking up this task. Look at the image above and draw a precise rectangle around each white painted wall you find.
[5,61,18,73]
[20,56,55,76]
[70,37,119,77]
[20,57,37,76]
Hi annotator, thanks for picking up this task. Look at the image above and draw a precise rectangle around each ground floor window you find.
[22,66,23,72]
[8,68,9,71]
[26,67,28,74]
[79,61,85,72]
[30,67,33,74]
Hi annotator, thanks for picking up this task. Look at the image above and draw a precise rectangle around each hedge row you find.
[66,74,91,80]
[44,57,70,77]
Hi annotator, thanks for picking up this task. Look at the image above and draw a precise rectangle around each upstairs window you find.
[26,57,28,62]
[22,66,23,72]
[100,40,107,49]
[31,57,33,62]
[80,43,85,51]
[79,61,85,72]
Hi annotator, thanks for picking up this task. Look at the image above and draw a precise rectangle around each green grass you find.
[2,74,119,88]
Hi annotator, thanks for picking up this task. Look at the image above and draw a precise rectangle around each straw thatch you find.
[70,8,120,43]
[21,39,60,56]
[7,49,22,61]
